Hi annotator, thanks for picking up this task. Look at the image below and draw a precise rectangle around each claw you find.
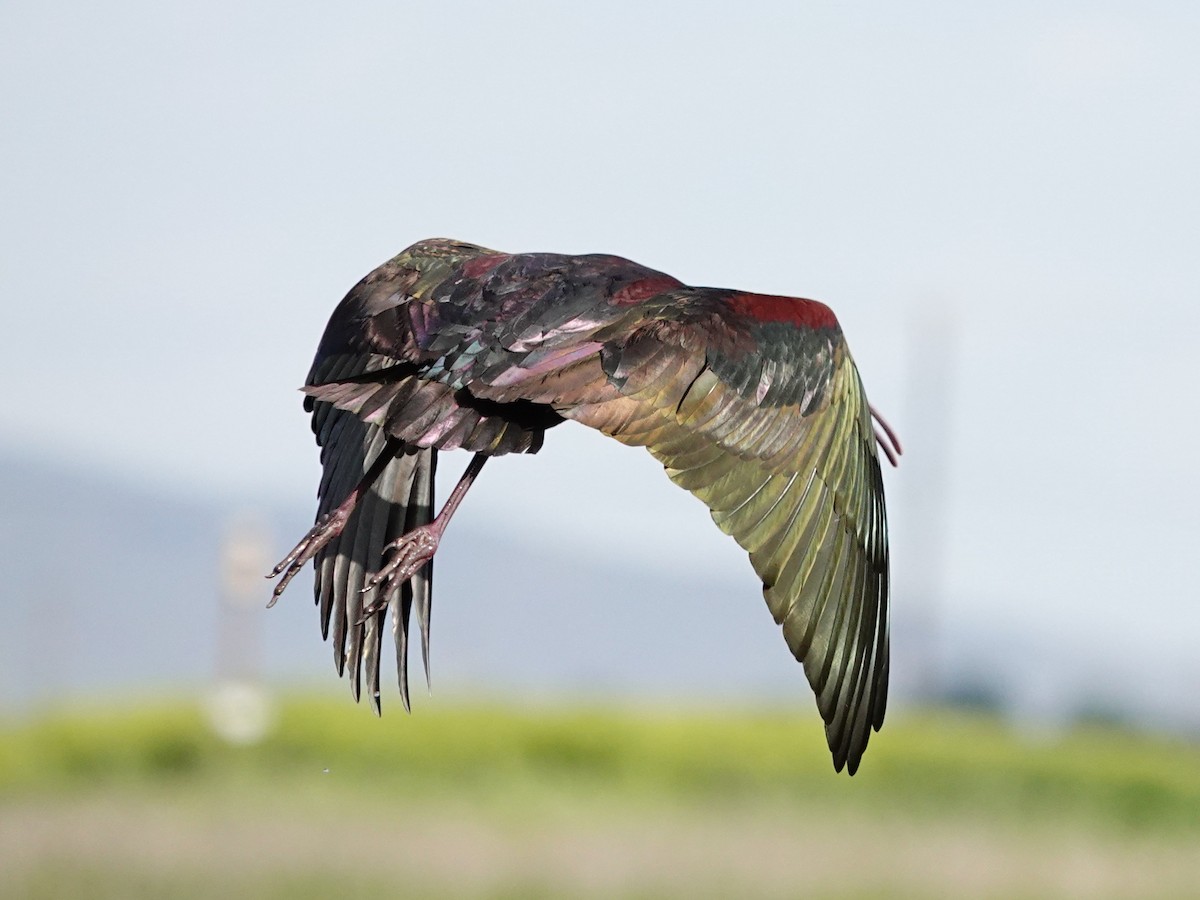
[354,527,440,624]
[268,442,401,608]
[266,509,352,607]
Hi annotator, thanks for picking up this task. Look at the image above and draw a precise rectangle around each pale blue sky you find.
[2,2,1198,716]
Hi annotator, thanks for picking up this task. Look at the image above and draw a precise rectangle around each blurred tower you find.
[207,513,274,744]
[894,298,958,704]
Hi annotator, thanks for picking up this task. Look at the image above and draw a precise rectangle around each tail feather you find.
[409,449,436,693]
[309,400,437,711]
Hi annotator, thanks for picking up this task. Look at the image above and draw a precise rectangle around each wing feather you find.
[303,349,436,708]
[294,239,890,773]
[455,280,890,772]
[548,316,890,773]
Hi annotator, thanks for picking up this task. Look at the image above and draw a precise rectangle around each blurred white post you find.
[207,513,274,744]
[894,298,958,704]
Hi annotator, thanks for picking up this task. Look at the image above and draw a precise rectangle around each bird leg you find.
[869,405,903,468]
[266,444,398,606]
[358,452,489,619]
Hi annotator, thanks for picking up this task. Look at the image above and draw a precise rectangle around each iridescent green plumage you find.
[275,238,896,774]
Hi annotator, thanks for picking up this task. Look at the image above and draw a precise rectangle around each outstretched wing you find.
[614,329,886,776]
[304,347,436,714]
[299,244,558,710]
[302,240,890,772]
[466,287,889,774]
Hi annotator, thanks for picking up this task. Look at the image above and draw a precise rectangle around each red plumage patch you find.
[725,292,839,329]
[612,274,683,306]
[462,254,508,279]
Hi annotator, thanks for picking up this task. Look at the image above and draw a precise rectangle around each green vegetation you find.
[2,695,1197,833]
[3,697,1198,898]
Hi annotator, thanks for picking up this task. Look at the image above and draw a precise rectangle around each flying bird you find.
[270,238,900,774]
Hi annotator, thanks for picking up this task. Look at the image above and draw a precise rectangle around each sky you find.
[2,2,1198,719]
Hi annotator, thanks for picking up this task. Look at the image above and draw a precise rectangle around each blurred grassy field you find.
[2,695,1198,898]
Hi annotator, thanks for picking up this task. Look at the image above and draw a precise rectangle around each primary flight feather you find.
[270,238,900,774]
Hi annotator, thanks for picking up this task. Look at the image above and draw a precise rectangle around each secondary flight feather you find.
[270,238,900,774]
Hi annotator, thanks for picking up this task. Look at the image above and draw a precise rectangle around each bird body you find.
[273,238,897,774]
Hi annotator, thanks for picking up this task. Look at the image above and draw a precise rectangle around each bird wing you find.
[466,287,889,774]
[305,348,436,714]
[299,241,889,771]
[303,246,557,457]
[299,247,556,712]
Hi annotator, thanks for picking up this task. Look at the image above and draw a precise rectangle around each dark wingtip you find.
[394,593,413,713]
[828,722,867,776]
[415,573,433,692]
[420,626,432,693]
[398,645,411,713]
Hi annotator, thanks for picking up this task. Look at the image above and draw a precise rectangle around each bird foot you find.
[357,526,441,621]
[869,405,903,468]
[266,507,353,606]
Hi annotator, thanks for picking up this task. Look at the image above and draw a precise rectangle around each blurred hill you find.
[0,446,228,707]
[0,444,802,712]
[1,444,1196,739]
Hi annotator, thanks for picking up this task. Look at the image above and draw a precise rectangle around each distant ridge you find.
[0,445,796,713]
[2,444,1195,736]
